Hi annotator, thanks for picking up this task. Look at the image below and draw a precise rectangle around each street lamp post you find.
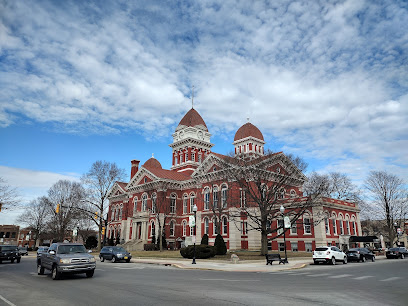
[192,204,198,264]
[280,205,288,264]
[394,222,400,247]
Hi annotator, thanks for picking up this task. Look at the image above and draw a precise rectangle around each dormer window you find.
[213,167,216,171]
[192,153,195,162]
[144,178,147,183]
[276,167,281,173]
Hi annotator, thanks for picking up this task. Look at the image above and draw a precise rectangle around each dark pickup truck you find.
[0,245,21,264]
[37,243,96,280]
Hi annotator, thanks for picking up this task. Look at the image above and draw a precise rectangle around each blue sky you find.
[1,0,407,225]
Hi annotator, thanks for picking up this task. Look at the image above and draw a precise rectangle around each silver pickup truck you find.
[37,242,96,280]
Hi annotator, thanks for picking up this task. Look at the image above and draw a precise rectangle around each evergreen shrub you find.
[214,234,227,255]
[201,234,209,245]
[180,244,215,259]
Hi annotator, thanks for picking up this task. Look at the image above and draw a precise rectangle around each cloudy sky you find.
[1,0,407,224]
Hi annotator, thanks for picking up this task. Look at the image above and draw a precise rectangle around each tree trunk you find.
[261,230,268,256]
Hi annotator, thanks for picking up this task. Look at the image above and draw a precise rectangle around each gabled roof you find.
[145,167,191,181]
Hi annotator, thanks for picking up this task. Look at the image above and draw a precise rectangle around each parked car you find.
[36,246,49,257]
[346,248,375,262]
[386,247,408,259]
[313,246,347,265]
[37,243,96,280]
[99,246,132,263]
[0,245,21,264]
[18,246,28,256]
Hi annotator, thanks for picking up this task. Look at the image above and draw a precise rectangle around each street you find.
[0,256,407,306]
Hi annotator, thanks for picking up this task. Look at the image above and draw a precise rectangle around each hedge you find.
[180,244,215,259]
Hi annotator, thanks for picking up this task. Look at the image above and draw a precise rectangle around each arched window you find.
[119,205,123,220]
[204,188,210,210]
[170,194,176,214]
[324,215,330,235]
[183,194,188,214]
[277,188,285,199]
[345,215,350,235]
[170,220,175,236]
[339,214,344,235]
[190,222,194,236]
[290,189,296,198]
[151,193,156,214]
[303,214,311,234]
[221,185,228,208]
[204,218,209,235]
[142,194,147,212]
[150,221,155,237]
[189,193,195,213]
[332,215,337,235]
[213,186,218,208]
[222,217,228,235]
[182,220,187,237]
[175,156,178,165]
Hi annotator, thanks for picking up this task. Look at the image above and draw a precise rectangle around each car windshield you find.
[389,248,399,251]
[315,247,328,251]
[113,247,126,253]
[58,245,86,254]
[348,249,358,253]
[2,246,17,251]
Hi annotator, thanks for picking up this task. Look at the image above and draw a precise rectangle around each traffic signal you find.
[56,203,60,213]
[102,227,105,235]
[94,211,98,219]
[0,203,2,212]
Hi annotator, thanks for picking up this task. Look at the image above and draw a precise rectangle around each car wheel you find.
[0,260,2,264]
[37,264,44,275]
[17,258,21,263]
[401,254,404,259]
[52,266,60,280]
[11,259,15,263]
[371,256,375,262]
[112,256,116,263]
[331,257,336,265]
[86,270,95,278]
[126,259,130,263]
[361,256,366,263]
[343,257,347,264]
[100,256,105,262]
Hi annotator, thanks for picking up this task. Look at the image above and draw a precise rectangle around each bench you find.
[265,253,286,265]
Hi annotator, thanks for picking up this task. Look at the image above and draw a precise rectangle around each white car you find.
[313,246,347,265]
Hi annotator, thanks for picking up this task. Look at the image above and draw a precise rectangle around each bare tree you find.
[0,177,20,211]
[364,171,408,246]
[214,152,319,255]
[46,180,86,242]
[16,196,50,247]
[149,188,172,252]
[81,161,126,251]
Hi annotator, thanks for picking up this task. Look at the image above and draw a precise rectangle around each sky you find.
[1,0,407,225]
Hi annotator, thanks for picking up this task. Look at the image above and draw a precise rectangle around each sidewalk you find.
[128,257,312,272]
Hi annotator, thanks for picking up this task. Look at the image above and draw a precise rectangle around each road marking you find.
[29,272,47,277]
[96,268,105,271]
[114,266,145,270]
[0,294,17,306]
[287,272,310,276]
[353,276,374,280]
[380,277,401,282]
[329,274,352,279]
[199,279,260,282]
[307,273,330,277]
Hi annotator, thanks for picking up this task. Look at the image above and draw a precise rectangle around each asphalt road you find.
[0,256,407,306]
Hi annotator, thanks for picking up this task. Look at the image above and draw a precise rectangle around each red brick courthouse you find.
[107,108,362,252]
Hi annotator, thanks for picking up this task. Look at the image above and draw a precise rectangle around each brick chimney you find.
[131,159,140,179]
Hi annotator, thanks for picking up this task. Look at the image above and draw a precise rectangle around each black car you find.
[0,245,21,264]
[99,246,132,263]
[346,248,375,262]
[18,246,28,256]
[36,246,49,258]
[386,247,408,259]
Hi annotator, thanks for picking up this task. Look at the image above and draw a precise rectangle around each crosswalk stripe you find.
[329,274,352,278]
[353,276,374,280]
[380,277,401,282]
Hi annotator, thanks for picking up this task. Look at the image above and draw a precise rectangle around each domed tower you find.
[169,108,214,172]
[233,121,265,157]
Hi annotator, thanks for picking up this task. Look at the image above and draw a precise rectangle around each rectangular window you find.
[332,219,337,235]
[279,243,285,252]
[241,221,248,235]
[325,218,330,235]
[240,189,246,207]
[305,242,313,252]
[182,223,186,236]
[277,219,284,235]
[290,222,297,234]
[190,225,194,236]
[170,197,176,214]
[11,232,16,239]
[221,188,227,208]
[213,188,218,208]
[267,241,272,250]
[291,242,298,252]
[304,218,311,234]
[340,221,344,235]
[352,222,356,235]
[152,197,156,214]
[346,221,350,235]
[192,153,195,162]
[205,219,209,235]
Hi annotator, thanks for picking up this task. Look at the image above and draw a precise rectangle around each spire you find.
[191,85,194,109]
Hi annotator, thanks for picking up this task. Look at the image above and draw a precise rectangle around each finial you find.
[152,153,154,158]
[192,85,194,109]
[247,117,250,122]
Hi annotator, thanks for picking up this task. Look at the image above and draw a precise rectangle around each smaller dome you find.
[234,122,264,141]
[143,157,162,169]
